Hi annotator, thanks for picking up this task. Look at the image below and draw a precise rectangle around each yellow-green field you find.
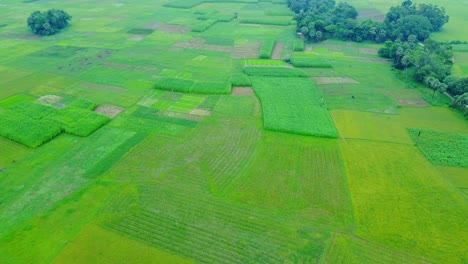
[0,0,467,263]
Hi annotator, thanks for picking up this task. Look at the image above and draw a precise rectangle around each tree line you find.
[289,0,467,116]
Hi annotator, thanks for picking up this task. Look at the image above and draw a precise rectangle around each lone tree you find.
[27,9,71,36]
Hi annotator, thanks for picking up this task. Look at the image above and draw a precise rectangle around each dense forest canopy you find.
[27,9,71,36]
[289,0,449,42]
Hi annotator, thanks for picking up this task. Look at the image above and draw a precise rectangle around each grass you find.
[408,128,468,167]
[259,38,275,59]
[0,0,467,263]
[340,140,467,263]
[252,77,337,137]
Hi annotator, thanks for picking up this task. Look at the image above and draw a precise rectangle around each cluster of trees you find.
[378,35,467,114]
[289,0,449,43]
[27,9,71,36]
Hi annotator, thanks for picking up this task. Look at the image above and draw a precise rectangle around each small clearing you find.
[144,22,190,34]
[231,42,261,59]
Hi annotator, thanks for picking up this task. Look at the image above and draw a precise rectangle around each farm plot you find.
[252,77,337,137]
[291,54,332,68]
[101,182,331,264]
[331,110,413,144]
[408,129,468,167]
[0,127,140,238]
[228,132,353,227]
[318,84,400,114]
[53,223,193,264]
[105,113,262,194]
[324,233,428,264]
[340,140,468,263]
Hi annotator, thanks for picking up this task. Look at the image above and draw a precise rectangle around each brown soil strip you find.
[232,86,255,96]
[94,104,125,118]
[312,77,359,84]
[271,42,283,60]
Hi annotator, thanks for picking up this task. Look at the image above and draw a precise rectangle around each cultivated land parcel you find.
[0,0,467,263]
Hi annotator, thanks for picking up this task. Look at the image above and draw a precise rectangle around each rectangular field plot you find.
[318,84,399,114]
[331,110,413,144]
[101,183,331,264]
[408,129,468,167]
[228,132,353,227]
[324,233,428,264]
[340,141,468,263]
[252,77,337,137]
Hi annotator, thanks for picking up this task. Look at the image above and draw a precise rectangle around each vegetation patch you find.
[408,129,468,167]
[259,38,275,59]
[290,54,332,68]
[252,77,337,137]
[127,28,154,35]
[31,46,88,58]
[0,110,62,148]
[0,94,35,108]
[229,74,251,86]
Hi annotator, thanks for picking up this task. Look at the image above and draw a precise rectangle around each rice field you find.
[0,0,467,263]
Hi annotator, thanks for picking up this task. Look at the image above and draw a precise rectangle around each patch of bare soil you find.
[81,82,125,93]
[128,35,145,41]
[231,42,261,59]
[359,48,378,55]
[158,110,206,121]
[144,22,190,34]
[94,104,125,118]
[173,39,232,53]
[312,77,359,84]
[36,95,62,106]
[271,42,283,60]
[397,99,429,107]
[232,87,255,96]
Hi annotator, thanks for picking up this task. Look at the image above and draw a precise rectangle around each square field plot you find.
[252,77,337,137]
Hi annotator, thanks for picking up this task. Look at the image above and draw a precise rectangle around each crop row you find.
[106,208,284,263]
[251,77,337,137]
[259,38,276,59]
[155,77,231,94]
[239,16,293,26]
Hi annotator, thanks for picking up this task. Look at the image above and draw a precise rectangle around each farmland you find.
[0,0,467,263]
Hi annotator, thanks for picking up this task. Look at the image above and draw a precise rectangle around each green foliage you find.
[190,81,231,94]
[259,38,275,59]
[164,0,203,8]
[127,28,154,35]
[67,98,97,110]
[27,9,71,36]
[409,129,468,167]
[131,106,198,127]
[191,19,217,32]
[252,77,337,137]
[0,110,62,148]
[229,74,252,86]
[290,54,332,68]
[0,94,35,108]
[155,78,230,94]
[46,107,110,137]
[10,101,55,119]
[155,77,194,93]
[243,66,308,77]
[293,39,305,51]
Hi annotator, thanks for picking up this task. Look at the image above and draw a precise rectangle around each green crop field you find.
[0,0,467,263]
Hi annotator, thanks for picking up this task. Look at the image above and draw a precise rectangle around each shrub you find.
[293,39,305,51]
